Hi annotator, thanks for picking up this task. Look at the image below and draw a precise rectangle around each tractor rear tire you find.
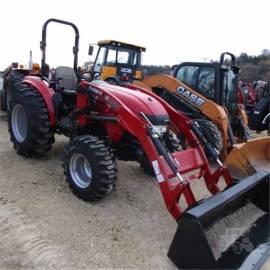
[8,85,55,157]
[195,118,223,154]
[63,135,117,201]
[5,71,25,112]
[0,88,6,111]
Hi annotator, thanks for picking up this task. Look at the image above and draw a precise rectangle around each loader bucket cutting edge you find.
[168,170,270,269]
[225,137,270,179]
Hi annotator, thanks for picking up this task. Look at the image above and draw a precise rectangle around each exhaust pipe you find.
[168,171,269,269]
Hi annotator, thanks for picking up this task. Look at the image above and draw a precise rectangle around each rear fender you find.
[23,76,56,126]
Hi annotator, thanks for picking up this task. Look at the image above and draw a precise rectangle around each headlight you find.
[153,125,167,135]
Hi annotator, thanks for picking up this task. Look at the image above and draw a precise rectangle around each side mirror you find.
[88,45,94,56]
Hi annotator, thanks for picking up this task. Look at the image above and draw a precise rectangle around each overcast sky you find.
[0,0,269,70]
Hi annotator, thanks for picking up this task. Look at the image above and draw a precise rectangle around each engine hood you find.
[91,81,169,125]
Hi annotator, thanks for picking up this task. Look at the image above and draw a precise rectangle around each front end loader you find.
[6,18,270,269]
[128,83,270,269]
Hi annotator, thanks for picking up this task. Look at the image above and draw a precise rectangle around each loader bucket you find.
[168,171,270,269]
[225,137,270,179]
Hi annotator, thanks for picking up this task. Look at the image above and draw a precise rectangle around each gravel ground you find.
[0,109,269,270]
[0,111,178,269]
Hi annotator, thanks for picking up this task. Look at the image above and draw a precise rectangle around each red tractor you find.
[6,19,269,269]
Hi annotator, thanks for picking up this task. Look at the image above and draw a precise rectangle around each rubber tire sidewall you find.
[9,94,33,154]
[5,71,25,112]
[65,143,104,196]
[0,88,6,111]
[8,86,54,157]
[64,136,117,201]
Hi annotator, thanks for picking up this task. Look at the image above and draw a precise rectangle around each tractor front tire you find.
[63,136,117,201]
[8,85,55,157]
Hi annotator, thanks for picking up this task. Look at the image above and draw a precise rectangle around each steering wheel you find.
[105,78,118,85]
[92,71,101,80]
[204,86,214,97]
[199,81,214,97]
[81,71,101,82]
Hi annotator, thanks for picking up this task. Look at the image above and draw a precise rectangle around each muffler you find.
[168,170,270,269]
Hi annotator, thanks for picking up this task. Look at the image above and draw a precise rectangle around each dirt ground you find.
[0,110,179,269]
[0,109,269,270]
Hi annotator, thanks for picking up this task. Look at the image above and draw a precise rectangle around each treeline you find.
[142,65,171,76]
[143,49,270,82]
[237,49,270,81]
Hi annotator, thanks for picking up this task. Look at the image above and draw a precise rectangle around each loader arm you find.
[137,74,230,157]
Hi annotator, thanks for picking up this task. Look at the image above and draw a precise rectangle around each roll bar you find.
[40,18,80,75]
[220,52,236,67]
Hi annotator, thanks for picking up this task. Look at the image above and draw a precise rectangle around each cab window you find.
[223,70,238,113]
[106,48,117,65]
[93,47,106,72]
[128,51,139,65]
[175,66,199,88]
[176,65,215,99]
[117,50,129,64]
[95,47,106,66]
[117,48,139,66]
[104,47,140,66]
[197,67,215,98]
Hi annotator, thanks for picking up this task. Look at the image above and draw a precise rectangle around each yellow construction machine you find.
[87,40,145,84]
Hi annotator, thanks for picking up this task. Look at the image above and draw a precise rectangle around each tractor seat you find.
[55,66,78,94]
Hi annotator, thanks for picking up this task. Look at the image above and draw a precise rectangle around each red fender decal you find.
[23,76,56,126]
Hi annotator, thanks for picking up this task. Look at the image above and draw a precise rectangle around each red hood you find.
[91,82,169,121]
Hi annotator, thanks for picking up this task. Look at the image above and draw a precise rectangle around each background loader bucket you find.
[225,137,270,179]
[168,171,269,269]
